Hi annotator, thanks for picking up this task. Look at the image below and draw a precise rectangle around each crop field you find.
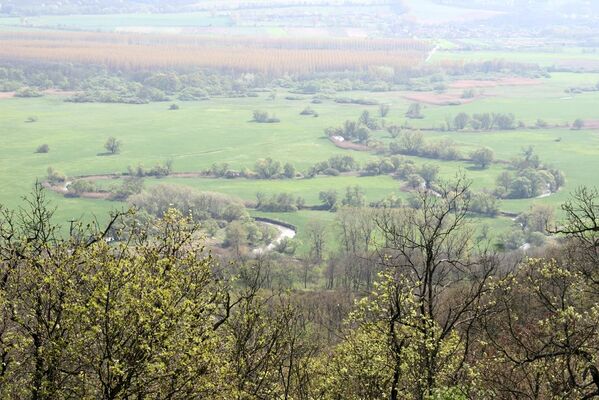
[0,31,430,73]
[2,67,599,246]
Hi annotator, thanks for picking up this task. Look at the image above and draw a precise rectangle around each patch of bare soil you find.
[582,120,599,129]
[0,92,14,99]
[402,91,483,106]
[449,78,541,89]
[329,136,370,151]
[555,59,599,71]
[79,192,112,200]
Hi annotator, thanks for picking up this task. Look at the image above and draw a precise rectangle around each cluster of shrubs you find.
[126,160,173,178]
[334,97,379,106]
[495,147,565,199]
[130,184,247,223]
[125,184,278,248]
[46,167,66,184]
[389,131,462,161]
[207,159,297,180]
[307,155,360,177]
[15,87,43,98]
[300,107,319,117]
[325,110,384,145]
[439,112,517,131]
[467,191,500,217]
[252,110,280,123]
[256,192,305,212]
[319,186,366,210]
[369,193,403,209]
[565,82,599,94]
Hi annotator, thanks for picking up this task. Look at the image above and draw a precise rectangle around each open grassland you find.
[0,13,233,31]
[1,71,598,240]
[433,48,599,70]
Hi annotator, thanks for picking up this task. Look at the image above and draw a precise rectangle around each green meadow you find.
[1,71,598,241]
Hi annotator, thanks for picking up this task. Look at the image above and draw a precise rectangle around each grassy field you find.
[1,71,598,246]
[432,48,599,68]
[0,13,233,32]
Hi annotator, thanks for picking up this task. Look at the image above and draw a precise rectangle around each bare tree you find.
[373,175,498,399]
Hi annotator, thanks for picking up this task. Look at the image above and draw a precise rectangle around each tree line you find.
[0,181,597,399]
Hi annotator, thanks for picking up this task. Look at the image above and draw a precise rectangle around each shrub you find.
[572,118,585,130]
[36,144,49,154]
[470,147,495,169]
[169,104,179,110]
[67,180,96,197]
[46,167,66,184]
[406,103,423,119]
[300,107,317,116]
[15,87,42,98]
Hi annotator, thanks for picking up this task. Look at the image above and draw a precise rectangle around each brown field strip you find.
[0,31,431,74]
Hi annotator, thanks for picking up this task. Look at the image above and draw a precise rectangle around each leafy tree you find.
[407,174,425,189]
[35,144,49,153]
[342,186,365,208]
[386,124,401,139]
[419,163,440,187]
[518,204,555,233]
[254,158,282,179]
[453,112,470,130]
[470,147,495,169]
[319,190,338,210]
[46,166,66,184]
[283,162,296,179]
[379,104,390,118]
[225,220,247,257]
[305,220,327,264]
[406,103,423,119]
[0,186,230,399]
[469,191,500,216]
[509,176,533,199]
[104,136,121,154]
[573,118,585,130]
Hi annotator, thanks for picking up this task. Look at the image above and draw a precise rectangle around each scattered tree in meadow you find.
[379,103,390,118]
[319,190,338,210]
[35,143,49,153]
[46,166,66,184]
[470,146,495,169]
[253,110,280,123]
[573,118,585,130]
[104,136,121,154]
[406,103,423,119]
